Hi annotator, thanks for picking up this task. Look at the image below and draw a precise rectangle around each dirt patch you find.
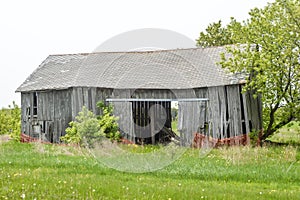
[0,135,11,144]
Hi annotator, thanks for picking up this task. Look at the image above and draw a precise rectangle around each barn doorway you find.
[131,100,179,144]
[107,98,209,145]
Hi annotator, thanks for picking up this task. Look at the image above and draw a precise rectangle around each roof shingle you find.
[16,47,237,92]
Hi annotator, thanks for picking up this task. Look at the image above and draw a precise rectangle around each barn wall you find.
[132,89,176,99]
[71,87,113,118]
[21,89,72,143]
[207,86,227,139]
[245,90,263,131]
[20,85,261,145]
[52,89,72,142]
[111,89,135,141]
[178,85,253,146]
[177,89,205,146]
[225,85,243,138]
[37,91,54,142]
[21,93,32,135]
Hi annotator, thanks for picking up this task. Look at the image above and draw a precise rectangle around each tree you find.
[196,18,243,47]
[197,0,300,142]
[0,102,21,141]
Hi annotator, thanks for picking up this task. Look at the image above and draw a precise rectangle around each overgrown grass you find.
[171,120,180,136]
[0,139,299,199]
[268,121,300,145]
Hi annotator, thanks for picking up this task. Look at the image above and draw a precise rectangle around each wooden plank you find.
[245,90,263,131]
[226,85,243,144]
[242,91,250,134]
[112,89,135,142]
[150,106,155,144]
[82,87,89,108]
[37,91,54,121]
[21,93,31,135]
[52,89,72,142]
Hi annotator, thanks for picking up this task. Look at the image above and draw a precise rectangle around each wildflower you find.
[20,193,25,199]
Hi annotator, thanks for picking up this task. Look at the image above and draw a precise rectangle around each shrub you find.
[61,106,103,147]
[97,101,120,142]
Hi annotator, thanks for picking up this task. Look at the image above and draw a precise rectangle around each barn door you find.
[178,101,205,146]
[45,121,54,143]
[132,101,171,144]
[112,101,135,142]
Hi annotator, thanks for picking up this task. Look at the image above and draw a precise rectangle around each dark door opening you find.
[132,101,173,144]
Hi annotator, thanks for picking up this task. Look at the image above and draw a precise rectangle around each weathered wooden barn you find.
[16,47,262,146]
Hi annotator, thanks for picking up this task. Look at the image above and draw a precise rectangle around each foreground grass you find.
[0,141,299,199]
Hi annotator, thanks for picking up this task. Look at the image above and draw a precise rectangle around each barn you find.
[16,47,262,146]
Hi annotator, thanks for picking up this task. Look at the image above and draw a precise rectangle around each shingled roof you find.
[16,47,240,92]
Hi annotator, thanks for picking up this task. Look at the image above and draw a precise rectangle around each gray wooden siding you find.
[52,90,72,142]
[37,91,54,121]
[178,85,253,146]
[21,89,73,142]
[226,85,243,138]
[71,87,113,118]
[21,93,32,135]
[20,85,261,145]
[207,86,227,139]
[245,90,263,131]
[111,89,135,141]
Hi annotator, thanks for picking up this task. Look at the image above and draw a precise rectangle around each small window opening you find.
[33,92,38,117]
[171,101,179,136]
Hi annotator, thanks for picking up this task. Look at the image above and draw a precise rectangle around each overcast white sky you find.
[0,0,273,108]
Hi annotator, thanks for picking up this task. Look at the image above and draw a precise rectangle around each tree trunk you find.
[260,104,279,144]
[261,110,275,142]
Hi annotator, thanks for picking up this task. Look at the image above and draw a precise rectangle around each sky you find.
[0,0,273,108]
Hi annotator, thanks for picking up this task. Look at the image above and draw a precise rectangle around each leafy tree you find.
[197,0,300,142]
[0,102,21,141]
[196,18,243,47]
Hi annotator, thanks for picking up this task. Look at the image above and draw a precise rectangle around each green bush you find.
[61,102,121,146]
[0,102,21,141]
[97,101,120,142]
[249,129,260,146]
[61,106,103,147]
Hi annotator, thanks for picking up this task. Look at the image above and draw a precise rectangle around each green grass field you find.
[268,121,300,145]
[0,139,299,199]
